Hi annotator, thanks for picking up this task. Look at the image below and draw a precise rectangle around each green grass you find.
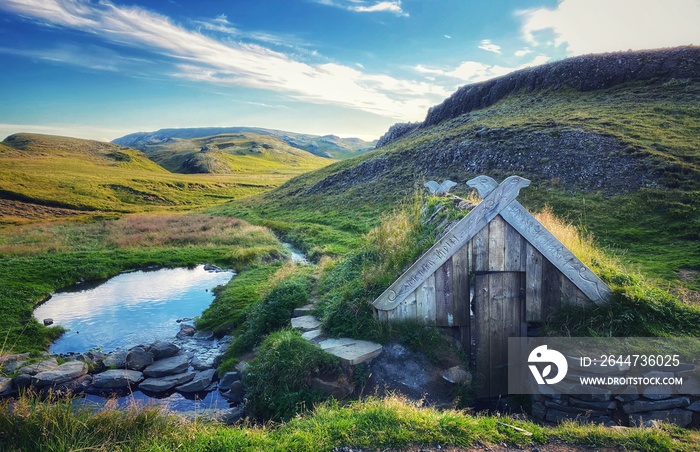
[1,393,698,451]
[0,214,285,354]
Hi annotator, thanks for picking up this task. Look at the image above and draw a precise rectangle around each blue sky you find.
[0,0,698,141]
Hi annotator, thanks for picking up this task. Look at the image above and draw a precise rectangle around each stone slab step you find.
[290,315,321,332]
[301,329,323,342]
[293,304,315,317]
[319,339,383,366]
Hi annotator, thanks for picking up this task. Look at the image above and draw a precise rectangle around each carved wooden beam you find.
[373,175,531,311]
[466,175,612,305]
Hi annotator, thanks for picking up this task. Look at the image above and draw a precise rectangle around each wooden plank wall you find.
[380,214,595,328]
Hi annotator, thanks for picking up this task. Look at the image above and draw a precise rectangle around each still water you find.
[34,265,234,355]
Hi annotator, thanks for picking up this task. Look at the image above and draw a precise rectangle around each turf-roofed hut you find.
[372,175,613,398]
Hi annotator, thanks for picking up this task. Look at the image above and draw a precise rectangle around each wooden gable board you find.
[372,175,612,312]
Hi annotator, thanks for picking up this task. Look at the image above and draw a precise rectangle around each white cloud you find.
[415,53,554,85]
[444,35,452,39]
[0,0,438,121]
[478,39,501,54]
[519,0,700,55]
[313,0,408,17]
[514,48,532,57]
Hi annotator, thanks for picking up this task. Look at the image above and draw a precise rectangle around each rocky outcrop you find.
[423,46,700,128]
[375,122,420,148]
[32,361,88,387]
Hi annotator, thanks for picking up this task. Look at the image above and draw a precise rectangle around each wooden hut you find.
[372,175,613,397]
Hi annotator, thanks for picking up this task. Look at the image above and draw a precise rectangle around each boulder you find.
[149,341,180,360]
[0,377,13,395]
[442,366,472,384]
[125,348,154,371]
[220,406,246,425]
[176,369,216,393]
[32,361,88,387]
[193,331,214,341]
[103,351,127,369]
[19,358,59,375]
[222,380,245,404]
[43,318,54,326]
[91,369,144,388]
[176,324,196,339]
[310,374,354,399]
[218,372,241,392]
[12,374,33,390]
[191,353,217,371]
[45,374,93,395]
[139,372,196,393]
[143,354,190,378]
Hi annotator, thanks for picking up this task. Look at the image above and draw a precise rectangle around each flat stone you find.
[191,353,217,371]
[291,315,321,332]
[32,361,88,387]
[19,358,59,375]
[629,409,693,428]
[568,396,617,411]
[0,352,30,366]
[301,329,323,342]
[573,391,613,403]
[622,397,690,414]
[126,348,154,371]
[103,351,127,369]
[149,341,180,360]
[143,354,190,378]
[293,304,315,317]
[139,371,195,393]
[322,339,383,365]
[221,406,245,425]
[193,331,214,341]
[176,369,217,393]
[92,369,144,388]
[318,338,357,350]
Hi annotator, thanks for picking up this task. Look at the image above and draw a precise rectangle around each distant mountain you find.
[132,132,333,175]
[113,127,376,160]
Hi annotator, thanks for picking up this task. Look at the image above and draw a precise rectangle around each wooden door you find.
[474,271,525,398]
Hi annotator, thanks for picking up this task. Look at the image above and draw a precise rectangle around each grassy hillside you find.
[113,126,376,160]
[136,132,333,174]
[0,133,331,223]
[210,71,699,290]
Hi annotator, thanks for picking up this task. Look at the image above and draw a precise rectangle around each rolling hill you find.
[125,132,334,175]
[0,132,332,222]
[213,46,700,287]
[113,126,376,160]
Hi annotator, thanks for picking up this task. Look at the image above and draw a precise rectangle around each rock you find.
[203,264,223,272]
[218,372,241,392]
[12,374,33,390]
[103,351,127,369]
[629,409,693,428]
[19,358,59,375]
[193,331,214,341]
[235,361,248,373]
[222,380,245,404]
[125,348,154,371]
[310,374,354,399]
[687,400,700,412]
[176,369,217,393]
[0,352,30,366]
[320,339,383,366]
[442,366,472,384]
[32,361,88,387]
[91,369,144,388]
[191,354,216,371]
[573,392,613,403]
[293,304,315,317]
[149,341,180,360]
[290,315,321,332]
[176,324,196,339]
[220,406,246,425]
[0,377,13,395]
[622,397,690,414]
[139,372,196,393]
[143,354,190,378]
[46,374,92,395]
[43,318,54,326]
[301,329,323,342]
[568,396,617,411]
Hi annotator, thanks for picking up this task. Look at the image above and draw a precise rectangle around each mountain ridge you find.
[113,126,376,160]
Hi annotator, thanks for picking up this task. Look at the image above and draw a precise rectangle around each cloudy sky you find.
[0,0,697,141]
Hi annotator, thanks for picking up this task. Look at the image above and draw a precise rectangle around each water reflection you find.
[34,265,234,354]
